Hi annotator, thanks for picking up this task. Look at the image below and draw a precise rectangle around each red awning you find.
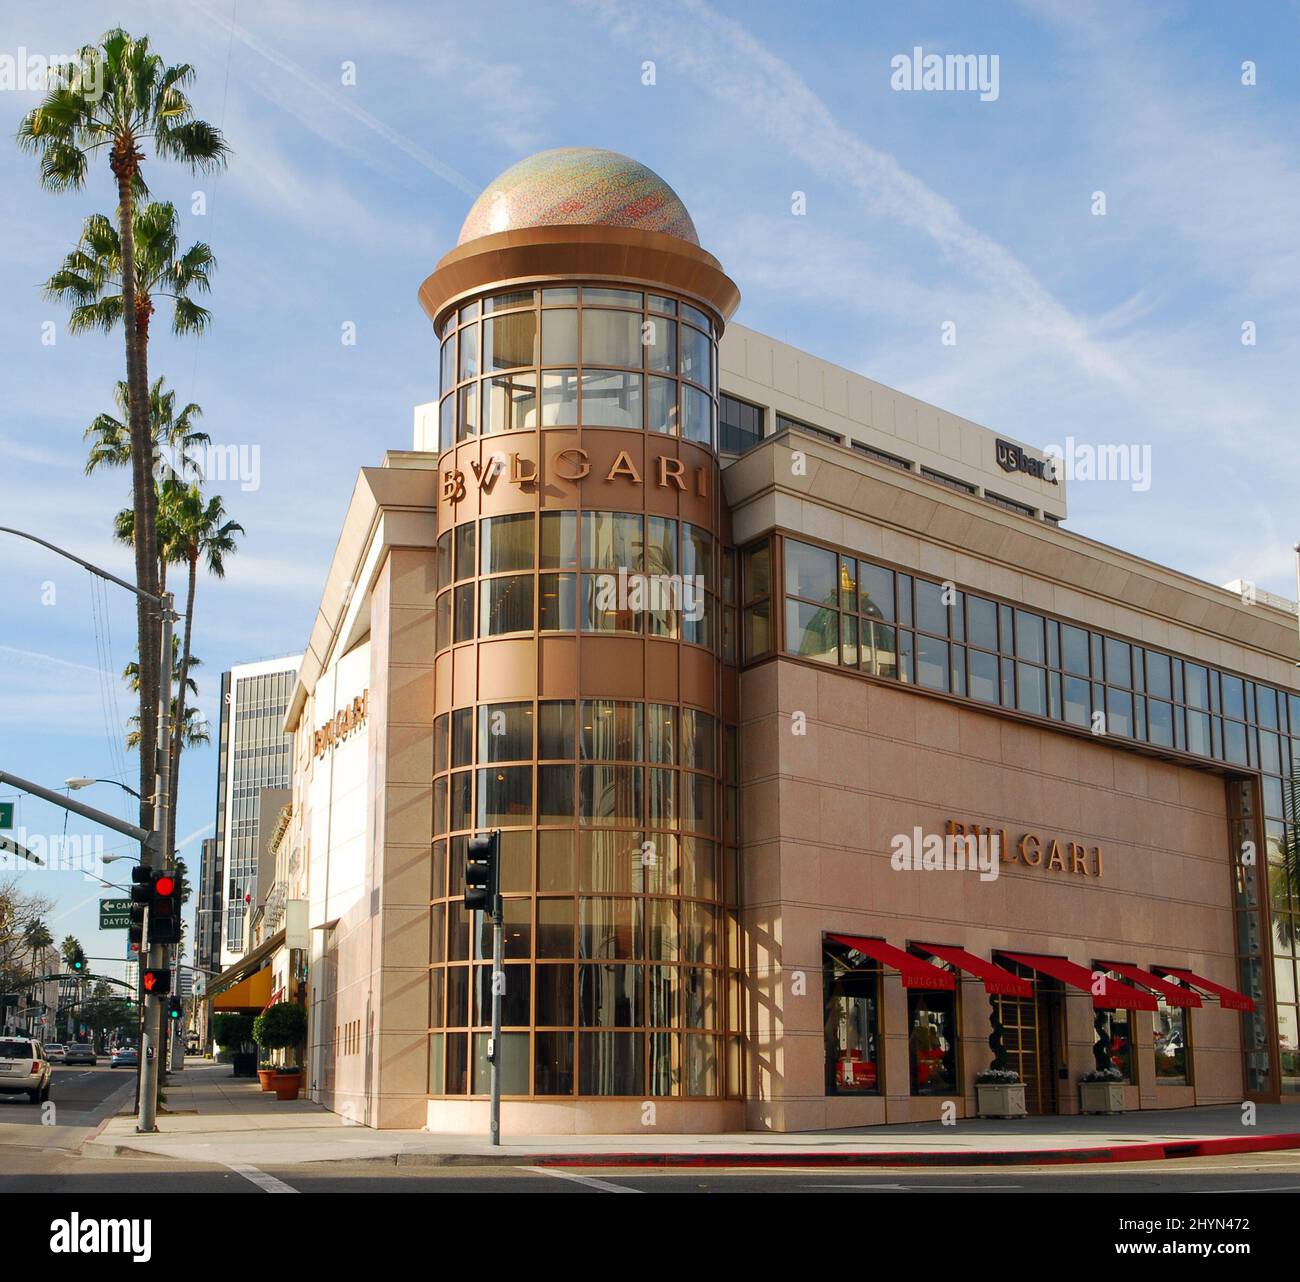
[915,943,1032,997]
[1153,966,1255,1012]
[827,934,954,990]
[1103,962,1201,1009]
[999,951,1158,1010]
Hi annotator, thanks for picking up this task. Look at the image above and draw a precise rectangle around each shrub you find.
[212,1013,254,1053]
[252,1001,308,1068]
[1080,1067,1125,1084]
[975,1068,1021,1085]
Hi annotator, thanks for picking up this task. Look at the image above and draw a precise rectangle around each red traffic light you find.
[142,968,171,996]
[154,874,176,897]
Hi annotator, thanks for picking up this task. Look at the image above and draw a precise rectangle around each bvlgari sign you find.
[946,820,1103,878]
[314,690,369,758]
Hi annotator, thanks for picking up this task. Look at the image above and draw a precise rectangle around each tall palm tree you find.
[85,376,209,487]
[18,27,229,831]
[166,486,243,857]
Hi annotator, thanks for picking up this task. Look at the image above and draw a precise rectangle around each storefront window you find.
[1093,1008,1135,1082]
[823,940,881,1095]
[908,989,958,1096]
[1153,1001,1190,1084]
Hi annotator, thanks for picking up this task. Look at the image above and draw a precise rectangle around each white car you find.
[42,1043,66,1064]
[0,1037,53,1104]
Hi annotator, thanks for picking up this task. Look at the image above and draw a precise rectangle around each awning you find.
[205,928,286,999]
[211,967,272,1012]
[827,934,954,990]
[915,943,1033,997]
[1102,962,1202,1009]
[1153,965,1255,1012]
[999,951,1158,1010]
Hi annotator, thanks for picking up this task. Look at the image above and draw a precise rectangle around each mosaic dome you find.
[457,148,700,247]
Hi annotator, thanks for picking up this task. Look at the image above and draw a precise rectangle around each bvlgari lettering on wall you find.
[945,820,1103,878]
[313,691,369,758]
[440,444,710,505]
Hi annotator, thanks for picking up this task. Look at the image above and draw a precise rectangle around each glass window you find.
[584,287,642,308]
[582,309,641,367]
[581,700,643,760]
[458,322,479,381]
[914,579,948,637]
[1184,663,1210,710]
[454,522,476,580]
[440,334,456,390]
[681,524,714,591]
[1105,638,1132,688]
[539,573,576,630]
[1015,611,1045,663]
[453,582,475,642]
[679,324,712,389]
[644,316,676,373]
[917,635,949,691]
[476,765,531,828]
[1106,687,1134,737]
[786,599,838,664]
[648,705,676,764]
[646,375,677,434]
[483,311,536,372]
[477,703,532,763]
[644,516,677,577]
[439,394,454,452]
[535,1031,574,1095]
[648,294,676,315]
[538,701,574,759]
[456,383,478,441]
[480,574,533,636]
[578,897,643,960]
[969,648,999,704]
[540,370,579,425]
[582,511,642,571]
[785,540,837,603]
[1017,663,1047,716]
[541,309,577,365]
[681,384,713,445]
[484,373,536,433]
[581,369,642,428]
[908,989,958,1096]
[1153,1003,1190,1084]
[539,512,577,568]
[579,1032,645,1095]
[542,286,578,304]
[1222,674,1246,721]
[966,595,997,651]
[680,709,716,772]
[1186,708,1211,755]
[743,601,771,660]
[1094,1008,1135,1083]
[484,288,535,313]
[480,513,534,574]
[824,942,881,1096]
[1146,650,1172,699]
[859,563,896,622]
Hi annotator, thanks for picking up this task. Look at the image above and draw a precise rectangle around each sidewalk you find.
[83,1059,1300,1169]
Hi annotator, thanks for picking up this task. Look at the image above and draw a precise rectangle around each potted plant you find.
[257,1060,277,1092]
[213,1013,257,1078]
[252,1001,309,1101]
[974,1068,1027,1118]
[1079,1066,1126,1114]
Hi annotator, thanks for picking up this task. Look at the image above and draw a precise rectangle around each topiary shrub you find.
[212,1013,254,1054]
[252,1001,308,1070]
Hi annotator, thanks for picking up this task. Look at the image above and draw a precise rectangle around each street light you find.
[66,777,143,801]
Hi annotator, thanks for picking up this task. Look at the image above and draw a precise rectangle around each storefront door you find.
[995,973,1064,1114]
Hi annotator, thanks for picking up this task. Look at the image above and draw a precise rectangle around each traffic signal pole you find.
[464,830,503,1145]
[489,888,503,1146]
[137,594,175,1134]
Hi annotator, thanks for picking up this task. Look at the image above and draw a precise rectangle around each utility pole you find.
[0,526,178,1133]
[463,831,502,1145]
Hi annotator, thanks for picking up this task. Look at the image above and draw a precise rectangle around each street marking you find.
[526,1166,641,1193]
[223,1161,299,1194]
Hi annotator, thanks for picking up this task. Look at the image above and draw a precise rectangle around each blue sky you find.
[1,0,1297,987]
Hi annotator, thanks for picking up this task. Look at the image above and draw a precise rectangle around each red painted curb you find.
[531,1131,1300,1169]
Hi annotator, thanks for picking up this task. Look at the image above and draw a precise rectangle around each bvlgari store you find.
[281,147,1300,1134]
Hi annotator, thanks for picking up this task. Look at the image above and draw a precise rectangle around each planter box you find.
[257,1070,276,1092]
[273,1072,302,1101]
[1079,1081,1126,1114]
[975,1082,1027,1118]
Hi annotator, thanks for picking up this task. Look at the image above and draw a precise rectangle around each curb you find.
[81,1130,1300,1169]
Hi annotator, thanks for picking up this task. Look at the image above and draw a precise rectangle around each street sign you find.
[180,970,194,996]
[0,801,13,830]
[99,898,132,929]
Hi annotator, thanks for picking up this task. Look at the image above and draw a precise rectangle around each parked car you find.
[42,1043,66,1064]
[63,1043,96,1066]
[109,1047,139,1069]
[0,1037,53,1103]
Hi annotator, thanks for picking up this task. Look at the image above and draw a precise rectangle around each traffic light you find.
[166,995,183,1021]
[141,967,171,997]
[463,831,500,914]
[149,869,181,944]
[69,947,86,974]
[128,864,149,947]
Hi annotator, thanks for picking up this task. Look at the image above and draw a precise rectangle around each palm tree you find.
[85,376,209,486]
[166,486,242,856]
[18,27,229,829]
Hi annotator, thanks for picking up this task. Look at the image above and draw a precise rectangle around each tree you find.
[18,27,229,830]
[85,374,210,489]
[60,935,82,966]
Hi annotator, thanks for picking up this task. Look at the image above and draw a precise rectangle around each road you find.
[2,1067,1300,1193]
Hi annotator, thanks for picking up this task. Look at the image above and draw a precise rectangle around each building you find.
[212,656,301,970]
[280,147,1299,1133]
[194,836,221,982]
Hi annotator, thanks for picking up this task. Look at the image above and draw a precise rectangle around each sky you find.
[0,0,1297,992]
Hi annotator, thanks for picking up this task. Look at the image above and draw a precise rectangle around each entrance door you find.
[994,970,1064,1114]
